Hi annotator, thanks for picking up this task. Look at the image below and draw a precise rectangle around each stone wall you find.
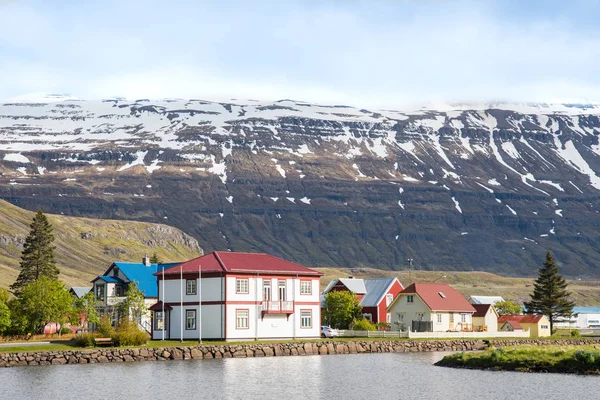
[1,338,600,368]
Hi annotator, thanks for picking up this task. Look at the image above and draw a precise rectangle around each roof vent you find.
[438,292,446,298]
[348,276,354,279]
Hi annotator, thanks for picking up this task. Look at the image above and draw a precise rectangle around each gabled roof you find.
[159,252,322,277]
[396,283,476,313]
[323,278,367,295]
[70,287,92,298]
[469,295,505,305]
[498,314,544,324]
[94,276,124,284]
[472,304,492,318]
[502,320,523,330]
[113,262,179,297]
[361,278,398,307]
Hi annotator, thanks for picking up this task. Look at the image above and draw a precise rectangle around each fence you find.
[407,330,531,339]
[336,330,409,338]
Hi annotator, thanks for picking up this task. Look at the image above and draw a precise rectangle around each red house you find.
[322,277,404,324]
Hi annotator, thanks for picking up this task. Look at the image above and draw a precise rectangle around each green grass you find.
[436,345,600,374]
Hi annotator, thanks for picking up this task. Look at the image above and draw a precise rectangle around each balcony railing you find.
[106,296,127,306]
[261,301,294,317]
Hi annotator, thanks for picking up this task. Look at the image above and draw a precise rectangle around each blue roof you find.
[113,262,180,297]
[573,306,600,315]
[361,278,396,307]
[96,276,124,283]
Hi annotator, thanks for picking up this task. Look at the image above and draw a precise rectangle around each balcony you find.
[261,301,294,318]
[106,296,127,306]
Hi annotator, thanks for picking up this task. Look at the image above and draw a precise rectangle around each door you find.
[263,280,271,301]
[278,280,286,301]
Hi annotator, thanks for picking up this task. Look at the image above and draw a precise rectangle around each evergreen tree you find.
[149,252,161,264]
[524,251,574,332]
[10,210,59,294]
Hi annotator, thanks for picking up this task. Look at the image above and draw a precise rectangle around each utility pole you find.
[407,258,413,285]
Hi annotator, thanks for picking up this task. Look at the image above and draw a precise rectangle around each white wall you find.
[408,330,531,339]
[389,294,474,332]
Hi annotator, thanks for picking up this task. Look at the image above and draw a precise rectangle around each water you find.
[1,352,598,400]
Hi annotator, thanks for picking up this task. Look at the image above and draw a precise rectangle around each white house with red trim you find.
[150,251,323,341]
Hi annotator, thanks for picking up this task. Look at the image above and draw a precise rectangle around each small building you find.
[468,295,505,305]
[322,277,404,324]
[498,314,551,337]
[69,287,92,299]
[554,306,600,329]
[90,256,179,332]
[471,304,499,333]
[150,251,323,341]
[387,283,476,332]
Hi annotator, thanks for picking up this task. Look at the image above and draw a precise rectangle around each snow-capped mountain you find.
[3,96,600,276]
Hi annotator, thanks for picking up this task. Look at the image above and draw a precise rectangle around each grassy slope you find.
[0,200,202,289]
[315,267,600,305]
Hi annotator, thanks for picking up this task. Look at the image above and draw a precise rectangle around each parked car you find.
[321,325,339,338]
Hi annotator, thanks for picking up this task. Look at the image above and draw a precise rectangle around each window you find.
[407,295,414,303]
[115,286,122,297]
[236,310,249,329]
[263,280,271,301]
[386,313,391,323]
[397,313,405,322]
[186,279,197,295]
[461,314,467,323]
[416,313,424,321]
[363,313,372,321]
[438,292,446,298]
[541,325,549,329]
[186,310,196,330]
[300,281,312,295]
[300,310,312,328]
[155,312,164,330]
[437,314,442,323]
[236,279,249,294]
[278,280,286,301]
[385,294,393,307]
[449,313,454,323]
[96,284,105,301]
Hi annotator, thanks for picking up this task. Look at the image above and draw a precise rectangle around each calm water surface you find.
[1,352,598,400]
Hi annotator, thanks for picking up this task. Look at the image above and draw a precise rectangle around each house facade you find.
[150,251,322,341]
[322,277,404,324]
[472,304,499,333]
[387,283,476,332]
[498,314,551,337]
[91,256,179,332]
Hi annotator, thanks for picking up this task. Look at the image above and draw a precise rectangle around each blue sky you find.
[1,0,600,107]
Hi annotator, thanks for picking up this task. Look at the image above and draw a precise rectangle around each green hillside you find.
[0,200,202,290]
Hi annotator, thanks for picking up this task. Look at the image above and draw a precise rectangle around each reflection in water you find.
[0,352,598,400]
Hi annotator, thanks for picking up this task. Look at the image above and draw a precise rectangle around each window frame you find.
[236,309,249,330]
[236,278,249,294]
[461,313,467,323]
[186,279,197,296]
[155,311,164,331]
[96,284,105,301]
[397,313,405,322]
[300,280,312,295]
[278,280,287,301]
[300,310,312,329]
[406,295,414,303]
[385,293,393,307]
[185,309,196,330]
[437,313,442,323]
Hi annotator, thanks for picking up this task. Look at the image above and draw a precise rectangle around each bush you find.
[571,329,581,337]
[352,319,376,331]
[60,326,72,335]
[375,322,391,331]
[74,332,97,347]
[96,315,115,337]
[110,318,149,346]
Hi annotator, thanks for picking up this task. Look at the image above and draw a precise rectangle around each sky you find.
[1,0,600,108]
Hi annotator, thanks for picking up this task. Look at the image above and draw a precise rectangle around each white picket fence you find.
[336,330,409,338]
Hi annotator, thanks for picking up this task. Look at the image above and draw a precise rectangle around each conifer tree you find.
[524,251,574,332]
[149,252,161,264]
[10,210,59,294]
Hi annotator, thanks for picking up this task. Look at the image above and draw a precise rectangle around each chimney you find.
[143,255,151,266]
[348,276,354,279]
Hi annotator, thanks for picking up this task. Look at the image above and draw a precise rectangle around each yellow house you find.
[498,314,551,337]
[471,304,499,333]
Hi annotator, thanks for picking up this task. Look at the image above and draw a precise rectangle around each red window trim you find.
[300,309,312,329]
[236,308,250,330]
[300,280,312,295]
[235,278,249,294]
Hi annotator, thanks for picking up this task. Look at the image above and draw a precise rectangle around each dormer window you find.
[438,292,446,298]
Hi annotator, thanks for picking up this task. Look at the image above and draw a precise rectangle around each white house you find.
[150,251,323,341]
[471,304,499,333]
[387,283,476,332]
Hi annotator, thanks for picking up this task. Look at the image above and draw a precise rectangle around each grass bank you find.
[436,345,600,374]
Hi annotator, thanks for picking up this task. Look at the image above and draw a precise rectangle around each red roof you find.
[498,314,544,324]
[157,251,323,277]
[401,283,476,312]
[502,320,523,330]
[472,304,492,317]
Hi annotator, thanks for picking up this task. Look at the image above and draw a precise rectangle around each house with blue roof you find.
[91,256,181,332]
[322,277,404,324]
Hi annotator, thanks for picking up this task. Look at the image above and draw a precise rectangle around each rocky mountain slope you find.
[0,199,202,289]
[2,96,600,277]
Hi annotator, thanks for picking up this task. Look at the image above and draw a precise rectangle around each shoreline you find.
[2,338,600,368]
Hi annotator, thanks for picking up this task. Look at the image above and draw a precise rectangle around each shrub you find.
[352,319,376,331]
[96,315,115,337]
[571,329,581,338]
[60,326,72,335]
[74,332,97,347]
[110,318,149,346]
[375,322,391,331]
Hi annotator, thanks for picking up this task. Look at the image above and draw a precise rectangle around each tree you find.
[17,277,73,335]
[322,290,362,329]
[494,300,523,316]
[11,210,59,294]
[149,252,161,264]
[0,288,11,334]
[72,291,100,330]
[524,251,575,332]
[119,281,147,325]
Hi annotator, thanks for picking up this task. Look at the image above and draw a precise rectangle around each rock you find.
[191,349,203,359]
